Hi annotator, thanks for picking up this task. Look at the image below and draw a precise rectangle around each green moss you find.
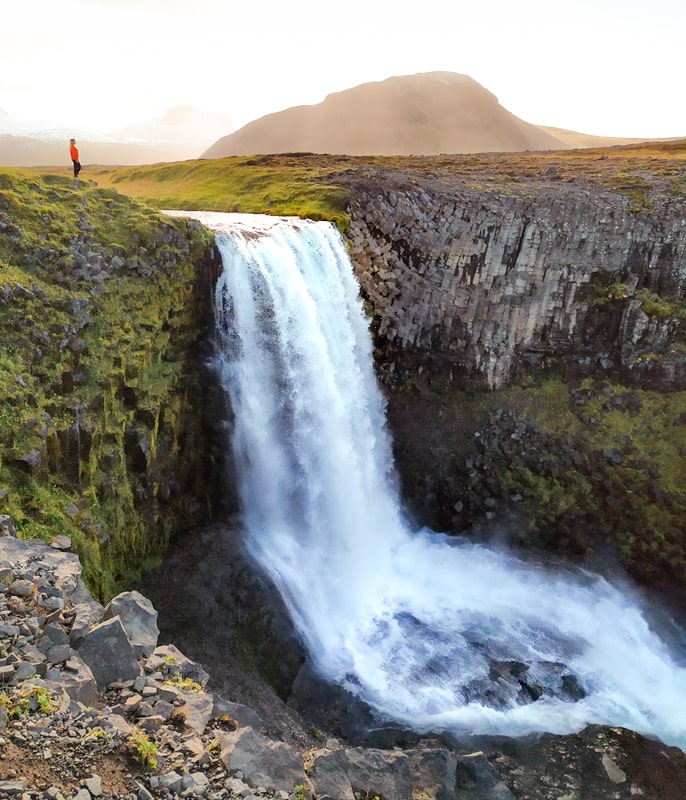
[92,156,352,233]
[638,289,686,320]
[0,170,215,600]
[606,171,654,213]
[475,379,686,582]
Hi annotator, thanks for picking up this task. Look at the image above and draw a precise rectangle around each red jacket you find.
[70,143,79,161]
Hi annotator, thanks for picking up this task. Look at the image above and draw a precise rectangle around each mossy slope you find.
[388,374,686,588]
[0,170,218,599]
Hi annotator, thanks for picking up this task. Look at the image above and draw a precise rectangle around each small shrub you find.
[127,727,158,771]
[3,685,56,718]
[162,674,206,693]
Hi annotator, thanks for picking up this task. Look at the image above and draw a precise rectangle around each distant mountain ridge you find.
[2,74,668,167]
[115,105,233,150]
[0,106,234,167]
[203,72,570,158]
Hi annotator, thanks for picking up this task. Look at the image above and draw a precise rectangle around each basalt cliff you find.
[335,148,686,590]
[345,164,686,392]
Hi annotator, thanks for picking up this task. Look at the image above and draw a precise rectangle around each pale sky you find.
[1,0,684,138]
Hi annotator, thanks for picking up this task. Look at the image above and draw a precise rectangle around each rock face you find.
[344,172,686,390]
[331,162,686,587]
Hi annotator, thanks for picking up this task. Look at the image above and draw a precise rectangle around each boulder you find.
[454,752,516,799]
[76,616,140,687]
[219,725,310,794]
[177,688,214,735]
[103,590,159,658]
[312,746,415,800]
[53,656,99,707]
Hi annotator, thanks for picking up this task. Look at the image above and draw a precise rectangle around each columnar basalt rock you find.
[345,179,686,389]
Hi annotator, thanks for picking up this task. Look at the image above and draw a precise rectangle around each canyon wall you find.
[345,174,686,390]
[340,169,686,588]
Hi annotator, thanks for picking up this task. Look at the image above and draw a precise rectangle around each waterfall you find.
[186,211,686,748]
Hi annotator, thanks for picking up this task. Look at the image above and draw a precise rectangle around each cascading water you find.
[185,211,686,748]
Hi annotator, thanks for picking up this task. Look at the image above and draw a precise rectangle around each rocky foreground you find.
[3,525,686,800]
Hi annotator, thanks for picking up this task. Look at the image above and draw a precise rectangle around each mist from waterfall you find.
[197,211,686,748]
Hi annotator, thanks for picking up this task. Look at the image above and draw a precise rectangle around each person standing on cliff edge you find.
[69,138,81,185]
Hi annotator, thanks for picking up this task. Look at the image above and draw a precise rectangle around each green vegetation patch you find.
[638,289,686,321]
[93,155,352,233]
[0,169,215,599]
[468,378,686,584]
[605,171,654,213]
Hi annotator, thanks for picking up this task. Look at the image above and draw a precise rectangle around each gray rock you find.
[0,781,26,795]
[346,747,413,800]
[213,696,263,731]
[180,771,210,796]
[37,623,70,654]
[84,774,103,796]
[454,752,516,800]
[137,714,166,731]
[157,771,183,794]
[50,535,72,551]
[69,602,105,648]
[312,749,355,800]
[100,713,133,736]
[12,661,37,682]
[47,644,72,664]
[152,699,174,721]
[220,726,309,795]
[15,448,44,474]
[77,617,140,688]
[103,591,159,658]
[408,748,458,800]
[0,623,20,637]
[135,782,154,800]
[178,689,214,735]
[9,579,35,598]
[148,644,209,686]
[54,655,99,706]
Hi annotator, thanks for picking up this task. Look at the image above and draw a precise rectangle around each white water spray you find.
[192,211,686,748]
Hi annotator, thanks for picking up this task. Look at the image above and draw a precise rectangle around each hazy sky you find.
[2,0,684,138]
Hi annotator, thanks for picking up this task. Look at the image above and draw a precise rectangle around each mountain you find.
[536,125,673,149]
[203,72,570,158]
[0,106,234,167]
[115,105,234,155]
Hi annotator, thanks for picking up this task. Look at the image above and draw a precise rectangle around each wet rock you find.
[454,751,516,799]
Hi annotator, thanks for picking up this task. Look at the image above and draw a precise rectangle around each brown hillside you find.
[535,125,674,149]
[202,71,569,158]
